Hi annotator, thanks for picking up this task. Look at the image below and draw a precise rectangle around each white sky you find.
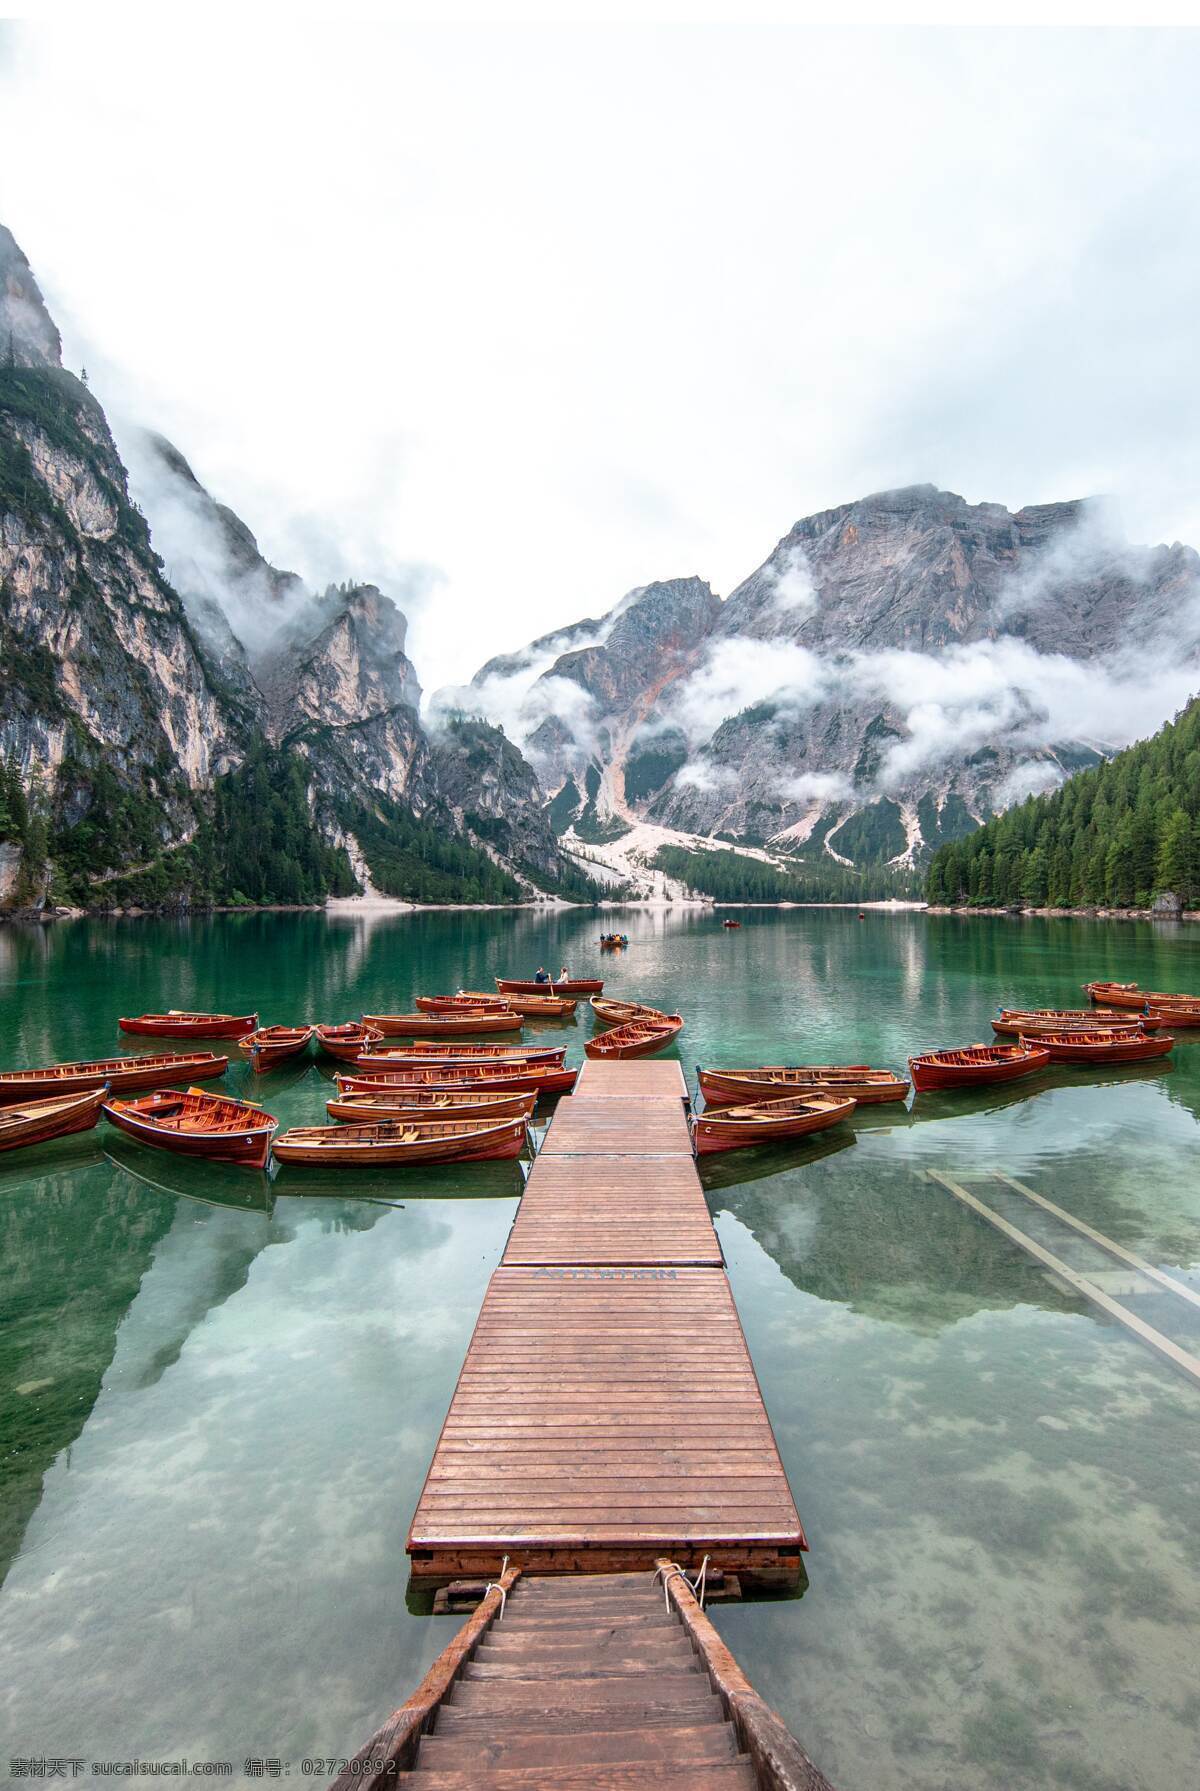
[1,20,1198,692]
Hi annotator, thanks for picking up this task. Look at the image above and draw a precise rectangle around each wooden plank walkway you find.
[408,1059,805,1589]
[333,1566,837,1790]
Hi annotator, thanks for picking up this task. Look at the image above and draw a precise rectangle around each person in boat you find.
[557,966,570,981]
[533,966,550,984]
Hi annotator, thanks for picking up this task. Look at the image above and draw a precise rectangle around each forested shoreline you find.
[925,699,1200,910]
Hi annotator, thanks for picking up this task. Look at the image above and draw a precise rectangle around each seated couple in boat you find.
[532,966,570,984]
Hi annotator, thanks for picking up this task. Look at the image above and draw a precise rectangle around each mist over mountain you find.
[450,485,1200,875]
[0,225,583,910]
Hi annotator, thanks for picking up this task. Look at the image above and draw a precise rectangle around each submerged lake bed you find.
[2,907,1200,1789]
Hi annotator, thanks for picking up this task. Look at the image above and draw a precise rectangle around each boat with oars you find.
[697,1064,910,1105]
[0,1051,228,1102]
[496,975,604,997]
[118,1010,258,1039]
[355,1042,565,1067]
[414,994,511,1013]
[315,1022,384,1062]
[272,1115,528,1165]
[992,1007,1161,1037]
[691,1092,855,1155]
[238,1025,315,1072]
[585,1014,684,1060]
[102,1087,278,1167]
[1021,1028,1175,1064]
[362,1009,524,1036]
[327,1088,537,1123]
[338,1060,578,1096]
[590,996,670,1025]
[1086,981,1200,1026]
[458,989,577,1016]
[909,1042,1051,1091]
[0,1087,107,1153]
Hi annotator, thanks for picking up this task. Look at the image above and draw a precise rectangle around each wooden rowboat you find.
[102,1087,278,1167]
[327,1089,537,1123]
[590,996,669,1025]
[338,1062,578,1096]
[691,1093,855,1155]
[272,1115,528,1165]
[314,1023,384,1062]
[0,1051,228,1103]
[1143,1001,1200,1028]
[585,1015,684,1060]
[238,1025,315,1072]
[0,1087,107,1152]
[459,989,577,1016]
[118,1010,258,1039]
[414,994,511,1013]
[362,1010,524,1036]
[722,919,742,929]
[908,1043,1050,1091]
[992,1009,1159,1037]
[1084,981,1200,1013]
[697,1065,910,1105]
[1021,1029,1175,1064]
[496,977,604,997]
[356,1043,565,1065]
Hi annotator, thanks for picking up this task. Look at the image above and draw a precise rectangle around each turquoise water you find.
[2,908,1200,1787]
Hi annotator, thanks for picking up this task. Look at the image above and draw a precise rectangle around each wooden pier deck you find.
[407,1059,805,1588]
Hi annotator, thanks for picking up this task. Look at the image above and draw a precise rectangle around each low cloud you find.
[775,769,854,804]
[763,542,817,619]
[992,760,1067,808]
[674,761,739,794]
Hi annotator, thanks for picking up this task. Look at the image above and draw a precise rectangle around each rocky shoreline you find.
[926,904,1200,922]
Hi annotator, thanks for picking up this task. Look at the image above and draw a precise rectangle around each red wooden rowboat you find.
[585,1015,684,1060]
[459,989,577,1016]
[239,1025,315,1072]
[590,996,669,1025]
[338,1062,578,1096]
[992,1009,1159,1037]
[1021,1028,1175,1064]
[1083,981,1197,1012]
[118,1010,257,1039]
[272,1115,528,1165]
[0,1051,228,1103]
[1143,1001,1200,1028]
[362,1010,524,1036]
[691,1092,855,1155]
[697,1065,909,1105]
[327,1088,537,1123]
[102,1087,278,1168]
[314,1023,384,1062]
[414,994,511,1013]
[496,977,604,997]
[0,1087,107,1152]
[722,919,742,929]
[909,1043,1050,1091]
[1084,980,1147,1008]
[356,1043,565,1066]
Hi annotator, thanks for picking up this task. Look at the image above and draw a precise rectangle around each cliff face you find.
[466,486,1200,868]
[0,233,255,903]
[0,226,583,909]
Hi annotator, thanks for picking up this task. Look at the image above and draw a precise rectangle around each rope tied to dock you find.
[482,1556,510,1618]
[655,1554,710,1610]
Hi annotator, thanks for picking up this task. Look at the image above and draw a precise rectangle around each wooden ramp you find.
[333,1567,836,1790]
[408,1059,805,1588]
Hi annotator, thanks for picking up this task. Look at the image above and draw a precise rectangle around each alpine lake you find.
[2,906,1200,1791]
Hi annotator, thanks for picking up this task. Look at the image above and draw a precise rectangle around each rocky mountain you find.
[462,485,1200,874]
[0,225,584,910]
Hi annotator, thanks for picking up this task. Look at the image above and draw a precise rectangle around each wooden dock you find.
[335,1564,836,1790]
[407,1059,806,1589]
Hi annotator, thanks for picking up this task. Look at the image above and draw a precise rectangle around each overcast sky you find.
[1,21,1197,691]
